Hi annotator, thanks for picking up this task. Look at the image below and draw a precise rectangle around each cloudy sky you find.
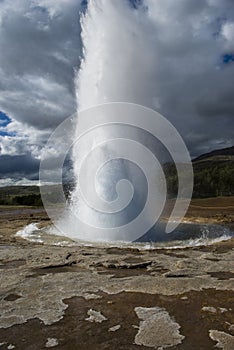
[0,0,234,185]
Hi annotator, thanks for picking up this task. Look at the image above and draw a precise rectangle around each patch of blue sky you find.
[222,53,234,64]
[0,130,16,137]
[0,111,11,127]
[0,111,16,137]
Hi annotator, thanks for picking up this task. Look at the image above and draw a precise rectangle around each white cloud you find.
[0,0,82,129]
[222,22,234,51]
[0,177,40,187]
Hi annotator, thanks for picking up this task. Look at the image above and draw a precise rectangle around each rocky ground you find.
[0,200,234,350]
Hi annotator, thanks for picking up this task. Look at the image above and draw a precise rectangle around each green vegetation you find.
[166,159,234,199]
[0,186,42,206]
[0,147,233,205]
[0,184,73,206]
[193,162,234,198]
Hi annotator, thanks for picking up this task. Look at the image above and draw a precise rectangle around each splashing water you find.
[40,0,195,243]
[76,0,159,110]
[39,0,194,243]
[16,219,233,248]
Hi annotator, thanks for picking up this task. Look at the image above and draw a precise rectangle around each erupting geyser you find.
[39,0,193,243]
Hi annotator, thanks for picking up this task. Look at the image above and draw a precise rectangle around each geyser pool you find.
[16,215,233,249]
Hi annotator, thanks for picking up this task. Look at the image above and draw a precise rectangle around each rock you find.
[83,293,101,300]
[85,309,107,323]
[108,325,121,332]
[134,306,185,348]
[209,330,234,349]
[45,338,59,348]
[219,307,228,313]
[202,306,228,313]
[202,306,217,313]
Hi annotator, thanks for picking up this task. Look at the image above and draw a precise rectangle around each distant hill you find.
[193,146,234,162]
[192,146,234,198]
[166,145,234,199]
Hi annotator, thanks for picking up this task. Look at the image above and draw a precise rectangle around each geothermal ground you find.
[0,199,234,349]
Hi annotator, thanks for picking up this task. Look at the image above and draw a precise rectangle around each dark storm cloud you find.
[0,153,40,179]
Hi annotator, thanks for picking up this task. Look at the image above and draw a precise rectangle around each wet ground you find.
[0,205,233,349]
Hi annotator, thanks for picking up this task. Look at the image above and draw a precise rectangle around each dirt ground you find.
[0,197,233,349]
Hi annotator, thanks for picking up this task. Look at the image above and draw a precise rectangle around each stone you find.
[108,325,121,332]
[202,306,217,313]
[85,309,107,323]
[209,330,234,350]
[45,338,59,348]
[134,307,185,348]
